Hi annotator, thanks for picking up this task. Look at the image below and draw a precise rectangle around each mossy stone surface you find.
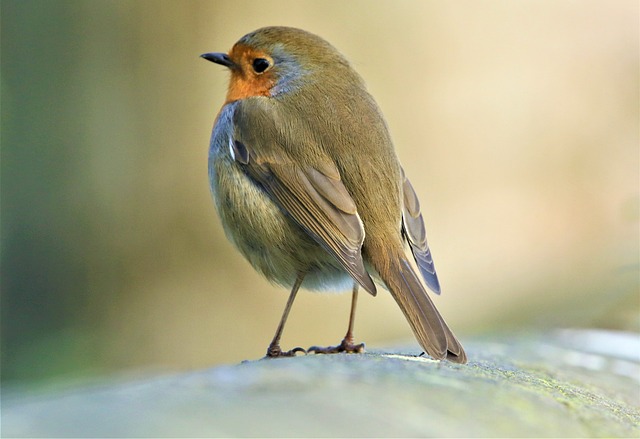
[3,330,639,437]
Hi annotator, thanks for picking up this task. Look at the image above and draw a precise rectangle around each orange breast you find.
[225,72,274,103]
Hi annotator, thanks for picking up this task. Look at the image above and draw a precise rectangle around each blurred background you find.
[2,0,638,387]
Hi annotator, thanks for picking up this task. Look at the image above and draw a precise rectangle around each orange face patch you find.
[224,45,276,104]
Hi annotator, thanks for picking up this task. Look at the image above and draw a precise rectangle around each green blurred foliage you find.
[1,0,638,386]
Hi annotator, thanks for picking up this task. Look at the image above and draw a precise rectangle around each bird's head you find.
[201,26,352,103]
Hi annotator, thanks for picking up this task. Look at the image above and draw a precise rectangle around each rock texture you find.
[3,329,639,437]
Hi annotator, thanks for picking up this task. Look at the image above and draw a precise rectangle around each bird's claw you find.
[308,338,365,354]
[266,345,307,358]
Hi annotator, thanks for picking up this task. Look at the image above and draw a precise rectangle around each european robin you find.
[202,26,466,363]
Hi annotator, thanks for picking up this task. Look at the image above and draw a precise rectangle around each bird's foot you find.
[265,344,306,358]
[307,337,365,354]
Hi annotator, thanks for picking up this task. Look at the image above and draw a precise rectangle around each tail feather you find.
[376,254,467,364]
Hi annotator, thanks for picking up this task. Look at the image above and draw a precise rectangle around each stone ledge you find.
[3,329,639,437]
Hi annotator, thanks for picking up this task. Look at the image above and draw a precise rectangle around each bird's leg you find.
[340,283,364,351]
[308,284,365,354]
[265,273,307,358]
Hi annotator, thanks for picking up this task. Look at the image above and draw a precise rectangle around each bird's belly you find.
[211,158,353,292]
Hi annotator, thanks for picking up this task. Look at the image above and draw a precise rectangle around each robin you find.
[201,26,466,363]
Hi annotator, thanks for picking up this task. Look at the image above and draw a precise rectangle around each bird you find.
[201,26,466,363]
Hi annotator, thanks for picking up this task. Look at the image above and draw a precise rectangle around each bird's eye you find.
[252,58,270,73]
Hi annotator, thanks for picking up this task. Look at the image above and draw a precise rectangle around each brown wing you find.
[401,168,441,294]
[230,100,376,295]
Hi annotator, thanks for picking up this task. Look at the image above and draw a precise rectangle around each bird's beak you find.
[200,52,236,69]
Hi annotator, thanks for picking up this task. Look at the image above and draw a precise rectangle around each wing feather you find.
[401,169,441,294]
[231,100,376,295]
